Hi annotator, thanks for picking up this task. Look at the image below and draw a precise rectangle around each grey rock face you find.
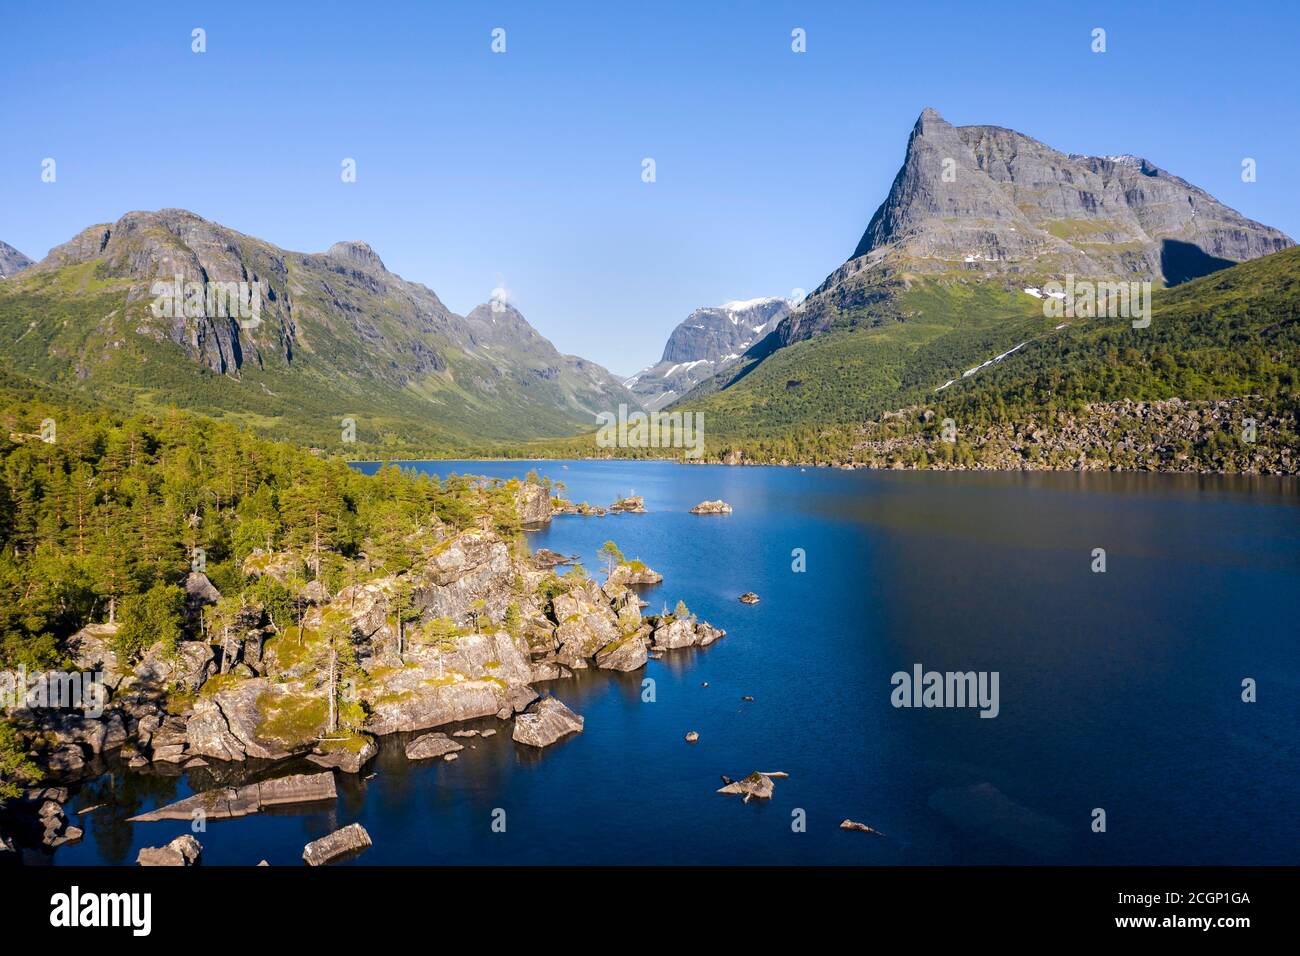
[511,697,584,748]
[0,240,33,278]
[852,107,1291,282]
[776,108,1294,350]
[629,297,790,410]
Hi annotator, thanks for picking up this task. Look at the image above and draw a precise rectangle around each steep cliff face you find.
[0,209,637,445]
[0,240,33,279]
[628,297,789,410]
[851,108,1290,280]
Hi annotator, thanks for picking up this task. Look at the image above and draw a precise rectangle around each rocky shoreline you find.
[0,482,728,863]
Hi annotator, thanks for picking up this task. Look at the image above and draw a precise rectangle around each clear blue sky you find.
[2,1,1297,376]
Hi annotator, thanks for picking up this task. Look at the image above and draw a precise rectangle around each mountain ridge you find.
[0,208,638,450]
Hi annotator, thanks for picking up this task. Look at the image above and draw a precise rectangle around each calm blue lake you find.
[54,462,1300,865]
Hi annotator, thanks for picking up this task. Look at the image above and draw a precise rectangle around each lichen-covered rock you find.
[413,530,515,627]
[511,697,584,748]
[552,583,620,665]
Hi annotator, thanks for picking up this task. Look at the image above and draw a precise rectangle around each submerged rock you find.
[404,732,464,760]
[128,772,338,822]
[303,823,372,866]
[512,697,584,748]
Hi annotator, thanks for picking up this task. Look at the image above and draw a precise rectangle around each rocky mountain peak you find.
[847,109,1291,285]
[0,240,33,279]
[325,240,387,273]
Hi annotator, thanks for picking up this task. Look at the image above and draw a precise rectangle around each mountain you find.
[627,297,790,410]
[672,109,1294,439]
[0,209,637,450]
[0,241,33,279]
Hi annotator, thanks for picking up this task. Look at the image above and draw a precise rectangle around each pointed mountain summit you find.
[850,107,1290,280]
[0,240,33,279]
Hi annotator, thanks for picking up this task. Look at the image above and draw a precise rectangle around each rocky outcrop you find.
[131,639,215,695]
[649,614,724,650]
[605,561,663,590]
[512,697,584,748]
[608,495,646,514]
[739,592,760,604]
[128,772,338,822]
[413,530,514,627]
[552,581,622,666]
[718,772,778,803]
[690,500,732,514]
[185,678,320,762]
[137,834,202,866]
[303,823,372,866]
[515,481,554,527]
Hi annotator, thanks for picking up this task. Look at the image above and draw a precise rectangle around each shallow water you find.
[51,462,1300,865]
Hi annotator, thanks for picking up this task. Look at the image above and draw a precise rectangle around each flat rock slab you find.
[512,697,584,748]
[127,772,337,822]
[404,732,465,760]
[303,823,372,866]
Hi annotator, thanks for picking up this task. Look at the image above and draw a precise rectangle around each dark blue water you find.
[56,462,1300,865]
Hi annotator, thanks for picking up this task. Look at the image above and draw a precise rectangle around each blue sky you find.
[2,1,1297,376]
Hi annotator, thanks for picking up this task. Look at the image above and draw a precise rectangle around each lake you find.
[52,461,1300,865]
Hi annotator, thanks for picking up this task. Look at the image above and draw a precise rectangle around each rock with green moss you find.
[307,733,378,774]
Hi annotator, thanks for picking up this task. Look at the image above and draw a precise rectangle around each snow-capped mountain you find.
[626,296,791,410]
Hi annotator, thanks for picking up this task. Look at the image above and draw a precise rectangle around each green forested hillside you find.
[0,368,528,673]
[511,248,1300,467]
